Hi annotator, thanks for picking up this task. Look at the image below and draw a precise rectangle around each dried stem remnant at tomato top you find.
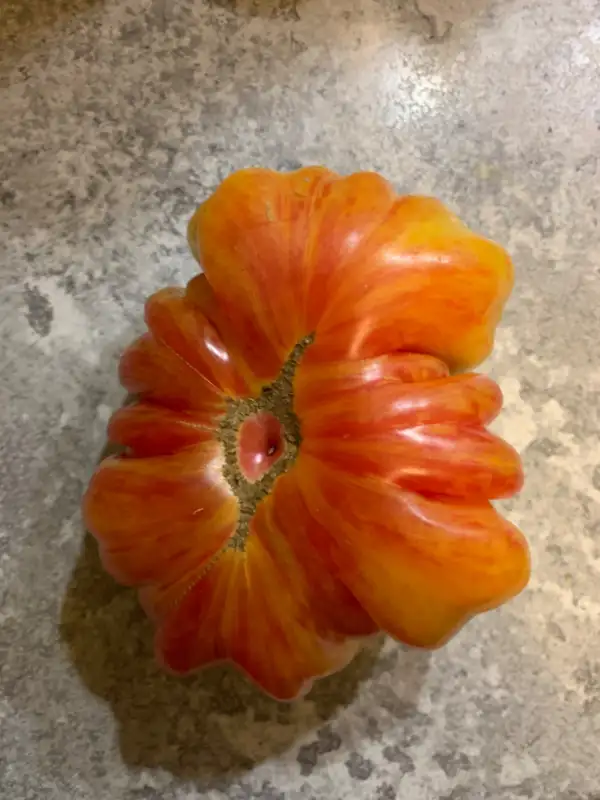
[83,166,530,701]
[220,335,314,550]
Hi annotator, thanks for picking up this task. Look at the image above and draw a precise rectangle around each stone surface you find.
[1,0,599,798]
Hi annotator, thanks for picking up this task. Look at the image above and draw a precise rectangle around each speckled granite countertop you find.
[1,1,599,798]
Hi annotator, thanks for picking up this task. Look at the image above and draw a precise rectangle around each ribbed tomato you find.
[83,167,529,701]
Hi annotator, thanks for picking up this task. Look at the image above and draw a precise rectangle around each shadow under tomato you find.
[60,520,431,783]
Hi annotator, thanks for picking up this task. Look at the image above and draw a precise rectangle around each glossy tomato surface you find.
[83,167,529,700]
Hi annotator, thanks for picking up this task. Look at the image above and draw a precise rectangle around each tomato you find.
[83,168,529,701]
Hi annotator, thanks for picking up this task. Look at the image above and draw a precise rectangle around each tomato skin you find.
[83,167,528,701]
[189,169,513,382]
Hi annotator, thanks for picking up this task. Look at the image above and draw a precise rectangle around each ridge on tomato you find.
[83,167,529,701]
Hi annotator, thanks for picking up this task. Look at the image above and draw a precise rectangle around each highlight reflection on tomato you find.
[83,167,529,701]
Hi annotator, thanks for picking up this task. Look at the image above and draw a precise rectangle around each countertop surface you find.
[1,1,599,798]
